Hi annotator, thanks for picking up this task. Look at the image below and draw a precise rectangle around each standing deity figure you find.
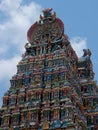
[83,49,91,57]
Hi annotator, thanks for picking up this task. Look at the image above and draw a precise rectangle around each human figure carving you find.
[83,49,91,57]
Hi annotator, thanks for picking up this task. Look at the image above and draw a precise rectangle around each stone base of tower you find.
[12,128,38,130]
[19,129,73,130]
[18,128,75,130]
[19,126,76,130]
[8,126,76,130]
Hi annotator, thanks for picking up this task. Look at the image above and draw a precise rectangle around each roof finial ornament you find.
[43,8,53,17]
[39,8,56,23]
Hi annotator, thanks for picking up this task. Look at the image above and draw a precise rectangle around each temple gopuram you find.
[0,8,98,130]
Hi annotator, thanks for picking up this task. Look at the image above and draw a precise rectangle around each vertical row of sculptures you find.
[0,8,98,130]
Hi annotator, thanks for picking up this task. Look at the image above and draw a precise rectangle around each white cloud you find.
[0,0,22,13]
[0,56,21,81]
[70,37,87,57]
[0,0,42,54]
[0,45,8,54]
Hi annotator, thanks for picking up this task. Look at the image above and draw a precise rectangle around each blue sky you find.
[0,0,98,106]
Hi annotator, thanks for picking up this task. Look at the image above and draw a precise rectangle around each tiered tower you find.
[0,8,98,130]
